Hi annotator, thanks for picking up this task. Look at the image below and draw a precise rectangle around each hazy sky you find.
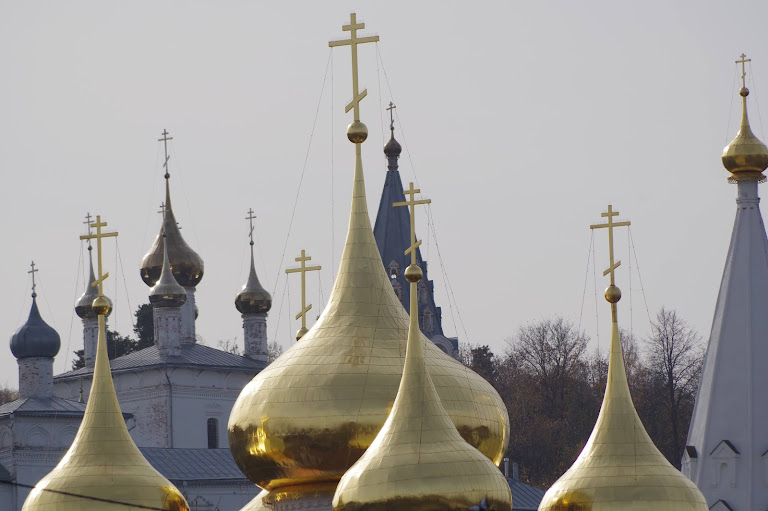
[2,1,767,386]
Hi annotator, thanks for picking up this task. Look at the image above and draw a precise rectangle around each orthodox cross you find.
[83,212,93,249]
[590,205,630,286]
[329,13,379,122]
[285,250,322,332]
[246,208,257,247]
[387,101,396,131]
[737,53,751,89]
[393,182,431,265]
[28,261,38,298]
[80,215,118,297]
[158,129,173,178]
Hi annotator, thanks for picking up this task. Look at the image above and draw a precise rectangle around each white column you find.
[18,357,54,398]
[82,317,98,368]
[180,287,196,344]
[243,313,268,362]
[154,307,182,357]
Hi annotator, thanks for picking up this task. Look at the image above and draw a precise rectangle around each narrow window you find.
[207,418,218,449]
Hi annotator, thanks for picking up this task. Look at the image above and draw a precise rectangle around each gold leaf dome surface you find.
[22,314,189,511]
[538,320,707,511]
[140,182,204,288]
[228,152,509,493]
[332,275,512,511]
[722,88,768,176]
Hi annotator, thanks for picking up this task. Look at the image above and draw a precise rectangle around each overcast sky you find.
[2,1,767,386]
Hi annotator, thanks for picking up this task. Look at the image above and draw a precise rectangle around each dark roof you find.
[0,462,11,482]
[56,343,265,381]
[507,478,545,511]
[0,397,86,418]
[710,439,740,456]
[10,298,61,359]
[140,448,247,482]
[685,445,698,459]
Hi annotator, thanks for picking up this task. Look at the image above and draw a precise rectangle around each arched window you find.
[207,418,218,449]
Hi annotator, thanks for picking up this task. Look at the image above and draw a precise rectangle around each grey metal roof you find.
[507,478,545,511]
[0,462,11,482]
[139,448,247,482]
[56,343,265,381]
[0,397,86,418]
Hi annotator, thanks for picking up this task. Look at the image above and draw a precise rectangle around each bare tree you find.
[0,386,18,405]
[507,316,589,419]
[268,341,284,363]
[646,307,704,464]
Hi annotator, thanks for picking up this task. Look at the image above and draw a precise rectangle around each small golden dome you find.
[404,263,422,283]
[22,315,188,510]
[333,274,512,511]
[228,150,508,495]
[295,325,308,341]
[92,296,111,316]
[141,181,204,288]
[235,251,272,315]
[347,121,368,144]
[722,87,768,176]
[604,284,621,303]
[538,321,707,510]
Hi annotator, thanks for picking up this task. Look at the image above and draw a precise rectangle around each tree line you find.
[461,308,703,489]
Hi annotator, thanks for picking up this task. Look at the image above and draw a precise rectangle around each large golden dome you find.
[722,86,768,178]
[228,149,508,495]
[538,289,707,510]
[333,266,512,511]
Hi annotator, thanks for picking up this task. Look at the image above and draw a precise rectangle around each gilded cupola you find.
[538,206,707,511]
[23,216,189,511]
[228,13,509,505]
[333,188,512,511]
[722,54,768,180]
[140,130,204,288]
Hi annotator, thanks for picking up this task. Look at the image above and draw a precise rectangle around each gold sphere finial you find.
[92,295,111,316]
[741,87,750,97]
[347,121,368,143]
[605,285,621,303]
[404,264,422,283]
[296,326,309,341]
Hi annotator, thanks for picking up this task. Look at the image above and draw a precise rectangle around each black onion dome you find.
[75,254,112,319]
[140,204,204,288]
[384,134,402,158]
[149,241,188,308]
[235,258,272,315]
[11,298,61,359]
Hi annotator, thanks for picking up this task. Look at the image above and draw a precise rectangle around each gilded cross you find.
[590,205,630,286]
[285,250,322,333]
[245,208,257,247]
[329,13,379,121]
[387,101,396,131]
[393,182,431,265]
[737,53,751,89]
[28,261,38,298]
[80,215,118,297]
[158,129,173,178]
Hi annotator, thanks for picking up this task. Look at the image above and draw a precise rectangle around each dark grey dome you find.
[235,261,272,315]
[149,240,188,308]
[75,255,112,319]
[11,298,61,359]
[384,134,402,158]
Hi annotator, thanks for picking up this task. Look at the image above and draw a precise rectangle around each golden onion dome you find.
[333,266,512,511]
[75,250,112,319]
[140,176,204,288]
[722,87,768,178]
[235,243,272,315]
[538,286,707,511]
[23,296,189,510]
[149,235,188,308]
[228,146,509,496]
[241,490,271,511]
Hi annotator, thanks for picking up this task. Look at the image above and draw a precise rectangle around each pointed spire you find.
[235,209,272,315]
[539,206,706,510]
[722,54,768,180]
[333,191,512,511]
[23,215,189,511]
[140,130,204,288]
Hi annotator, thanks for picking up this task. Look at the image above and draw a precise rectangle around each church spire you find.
[684,56,768,510]
[235,208,272,360]
[539,206,706,510]
[23,216,189,511]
